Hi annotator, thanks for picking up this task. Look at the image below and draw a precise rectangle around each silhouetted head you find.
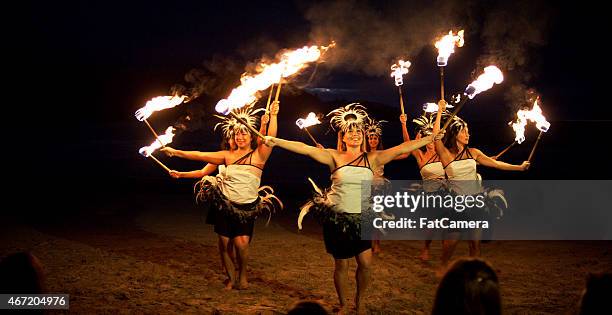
[287,300,329,315]
[0,252,46,294]
[432,258,501,315]
[578,272,612,315]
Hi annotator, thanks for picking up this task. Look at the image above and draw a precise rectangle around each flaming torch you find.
[441,66,504,132]
[135,95,186,147]
[497,98,550,160]
[296,112,321,145]
[423,102,454,113]
[435,30,465,101]
[390,59,411,115]
[522,99,550,163]
[215,44,334,138]
[138,126,175,172]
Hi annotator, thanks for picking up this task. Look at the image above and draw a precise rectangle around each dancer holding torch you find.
[432,100,529,274]
[400,111,448,261]
[264,103,441,314]
[161,101,282,290]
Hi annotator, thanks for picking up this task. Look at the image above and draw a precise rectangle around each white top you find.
[420,161,446,192]
[327,154,374,214]
[444,148,482,195]
[218,164,262,204]
[218,151,263,204]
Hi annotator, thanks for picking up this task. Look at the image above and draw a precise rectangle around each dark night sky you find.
[17,1,612,212]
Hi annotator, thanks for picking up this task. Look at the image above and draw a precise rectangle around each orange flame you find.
[138,127,175,157]
[215,43,335,115]
[435,30,465,66]
[390,59,411,86]
[510,99,550,143]
[135,95,186,121]
[296,112,321,129]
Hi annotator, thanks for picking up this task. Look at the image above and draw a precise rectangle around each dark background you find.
[16,1,611,217]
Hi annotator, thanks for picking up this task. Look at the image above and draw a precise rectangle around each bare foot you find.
[333,304,347,314]
[237,279,249,290]
[419,249,430,261]
[356,303,366,315]
[223,279,233,290]
[355,297,366,315]
[372,241,381,254]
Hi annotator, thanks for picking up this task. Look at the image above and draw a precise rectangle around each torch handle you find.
[398,86,405,115]
[304,127,319,146]
[527,130,544,162]
[440,96,468,132]
[440,66,445,101]
[229,111,266,140]
[144,119,166,148]
[149,154,171,172]
[274,80,283,103]
[495,141,517,159]
[265,84,275,112]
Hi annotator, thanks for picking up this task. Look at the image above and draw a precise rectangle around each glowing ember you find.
[423,102,454,113]
[509,99,550,144]
[135,95,186,121]
[464,66,504,99]
[215,43,335,115]
[296,112,321,129]
[435,30,465,66]
[138,127,175,157]
[390,60,411,86]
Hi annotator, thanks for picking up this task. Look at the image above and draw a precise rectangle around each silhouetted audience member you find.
[287,300,329,315]
[0,252,46,294]
[432,258,501,315]
[577,272,612,315]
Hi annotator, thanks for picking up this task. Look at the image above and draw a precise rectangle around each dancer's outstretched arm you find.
[168,163,218,179]
[471,148,530,171]
[160,147,226,165]
[370,134,436,169]
[264,136,335,169]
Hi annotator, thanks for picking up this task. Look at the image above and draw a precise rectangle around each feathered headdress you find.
[412,114,436,136]
[365,117,387,137]
[214,105,265,139]
[445,112,467,133]
[413,110,465,135]
[327,103,369,133]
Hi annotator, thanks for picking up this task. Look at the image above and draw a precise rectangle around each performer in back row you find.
[432,100,529,273]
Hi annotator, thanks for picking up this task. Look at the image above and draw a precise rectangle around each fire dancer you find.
[364,117,403,254]
[401,112,448,261]
[264,103,440,314]
[161,101,282,290]
[164,113,273,278]
[432,100,529,274]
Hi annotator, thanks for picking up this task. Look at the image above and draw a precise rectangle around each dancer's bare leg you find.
[218,235,235,289]
[372,239,381,254]
[355,249,372,315]
[438,232,460,277]
[469,229,482,257]
[234,235,250,289]
[420,239,432,261]
[228,240,237,266]
[333,258,349,314]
